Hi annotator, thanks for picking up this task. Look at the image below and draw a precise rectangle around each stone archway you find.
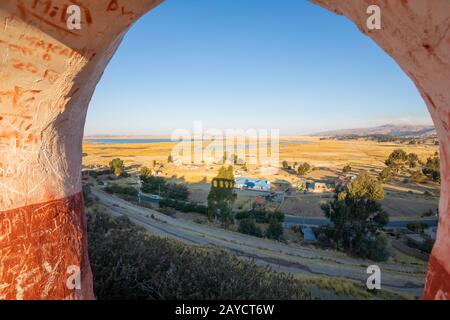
[0,0,448,300]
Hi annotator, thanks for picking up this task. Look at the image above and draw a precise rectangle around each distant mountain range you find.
[311,124,436,138]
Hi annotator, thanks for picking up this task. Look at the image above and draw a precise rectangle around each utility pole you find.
[137,175,142,205]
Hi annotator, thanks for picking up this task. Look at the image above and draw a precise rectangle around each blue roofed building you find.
[301,227,317,242]
[235,177,271,191]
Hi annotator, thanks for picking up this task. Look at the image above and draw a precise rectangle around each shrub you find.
[322,173,389,261]
[265,219,284,240]
[353,234,390,262]
[235,211,250,220]
[378,167,392,182]
[159,198,207,215]
[165,183,189,201]
[342,164,352,173]
[406,222,428,233]
[141,175,167,194]
[109,158,125,177]
[104,184,138,197]
[422,153,440,183]
[238,219,263,238]
[87,209,310,300]
[297,162,311,176]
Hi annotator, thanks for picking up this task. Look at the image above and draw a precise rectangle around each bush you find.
[342,164,352,173]
[353,234,390,262]
[87,209,310,300]
[159,198,207,215]
[322,173,389,261]
[422,152,440,183]
[297,162,311,176]
[141,175,167,194]
[109,158,125,177]
[104,184,138,197]
[165,183,189,201]
[378,167,392,182]
[265,219,284,240]
[238,219,263,238]
[235,211,250,220]
[406,222,428,233]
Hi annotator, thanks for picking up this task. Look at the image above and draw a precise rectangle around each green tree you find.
[342,164,352,173]
[378,167,392,182]
[165,183,190,201]
[297,162,311,176]
[265,219,284,240]
[140,166,152,179]
[238,219,263,238]
[321,172,389,261]
[407,153,419,168]
[385,149,408,172]
[347,172,384,201]
[282,161,289,169]
[109,158,124,177]
[141,175,167,195]
[422,152,440,182]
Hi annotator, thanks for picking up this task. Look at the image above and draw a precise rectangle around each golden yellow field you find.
[82,136,440,218]
[83,136,438,180]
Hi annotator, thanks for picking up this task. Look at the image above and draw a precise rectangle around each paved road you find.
[91,188,427,298]
[284,215,438,229]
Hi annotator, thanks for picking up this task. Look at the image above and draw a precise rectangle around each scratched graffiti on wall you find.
[0,193,89,299]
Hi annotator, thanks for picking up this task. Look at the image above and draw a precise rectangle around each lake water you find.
[83,138,311,145]
[83,138,176,144]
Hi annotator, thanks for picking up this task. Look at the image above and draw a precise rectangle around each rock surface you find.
[0,0,163,300]
[312,0,450,300]
[0,0,448,299]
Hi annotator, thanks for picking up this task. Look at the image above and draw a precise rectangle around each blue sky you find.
[84,0,431,136]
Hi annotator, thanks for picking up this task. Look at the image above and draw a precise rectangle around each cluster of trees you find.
[282,161,312,176]
[140,167,189,201]
[207,166,237,227]
[104,184,138,197]
[297,163,311,176]
[406,221,429,233]
[330,134,435,145]
[379,149,440,183]
[86,208,310,300]
[320,172,390,261]
[384,149,419,172]
[109,158,125,177]
[238,219,263,238]
[236,209,285,240]
[159,198,207,215]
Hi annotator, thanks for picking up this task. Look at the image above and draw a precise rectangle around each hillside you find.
[311,124,436,137]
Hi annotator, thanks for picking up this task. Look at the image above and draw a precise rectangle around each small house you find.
[235,177,271,191]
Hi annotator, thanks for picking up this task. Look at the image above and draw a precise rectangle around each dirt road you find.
[91,188,426,297]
